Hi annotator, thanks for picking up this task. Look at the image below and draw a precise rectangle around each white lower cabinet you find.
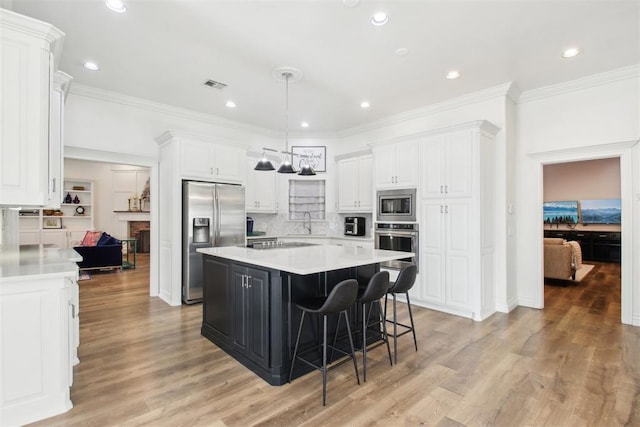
[0,271,78,426]
[421,199,472,312]
[40,230,86,249]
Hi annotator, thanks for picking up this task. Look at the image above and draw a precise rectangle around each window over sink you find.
[288,180,325,220]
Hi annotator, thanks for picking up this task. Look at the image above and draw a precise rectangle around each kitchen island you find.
[197,244,413,385]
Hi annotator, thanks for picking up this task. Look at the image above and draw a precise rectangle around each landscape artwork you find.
[581,199,622,224]
[543,201,579,225]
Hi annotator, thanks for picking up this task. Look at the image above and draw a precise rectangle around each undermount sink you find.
[246,241,319,250]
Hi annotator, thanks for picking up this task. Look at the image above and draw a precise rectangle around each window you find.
[289,180,325,220]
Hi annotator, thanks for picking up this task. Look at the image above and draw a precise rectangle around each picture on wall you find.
[580,199,621,224]
[291,146,326,172]
[543,201,579,225]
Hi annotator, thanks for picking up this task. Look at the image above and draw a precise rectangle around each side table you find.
[121,238,137,269]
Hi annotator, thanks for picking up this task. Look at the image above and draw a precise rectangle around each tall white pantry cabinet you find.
[418,121,500,321]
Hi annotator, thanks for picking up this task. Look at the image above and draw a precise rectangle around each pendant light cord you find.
[284,72,291,161]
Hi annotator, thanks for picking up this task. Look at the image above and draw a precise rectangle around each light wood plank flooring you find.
[29,257,640,426]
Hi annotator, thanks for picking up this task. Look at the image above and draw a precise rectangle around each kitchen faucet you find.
[303,211,312,234]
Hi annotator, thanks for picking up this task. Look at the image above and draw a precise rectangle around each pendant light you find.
[276,72,296,173]
[254,149,275,171]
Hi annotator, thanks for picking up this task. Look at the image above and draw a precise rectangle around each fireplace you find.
[129,221,150,253]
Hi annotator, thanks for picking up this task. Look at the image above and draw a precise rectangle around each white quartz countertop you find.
[0,248,81,282]
[197,244,413,275]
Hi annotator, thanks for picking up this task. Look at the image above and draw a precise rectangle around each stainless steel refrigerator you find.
[182,180,245,304]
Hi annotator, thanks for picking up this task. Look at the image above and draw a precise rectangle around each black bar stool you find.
[355,270,393,381]
[384,264,418,364]
[289,278,360,406]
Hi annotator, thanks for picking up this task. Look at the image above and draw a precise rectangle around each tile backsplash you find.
[249,213,373,238]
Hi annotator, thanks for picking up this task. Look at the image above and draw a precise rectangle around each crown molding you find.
[518,65,640,103]
[338,82,514,137]
[155,129,250,149]
[334,149,372,162]
[69,83,280,138]
[367,120,500,148]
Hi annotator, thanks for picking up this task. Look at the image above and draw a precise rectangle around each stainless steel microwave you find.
[377,188,416,222]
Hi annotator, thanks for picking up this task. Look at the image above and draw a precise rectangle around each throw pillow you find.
[81,231,103,246]
[97,233,121,246]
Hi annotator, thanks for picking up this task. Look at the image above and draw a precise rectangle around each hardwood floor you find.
[29,258,639,426]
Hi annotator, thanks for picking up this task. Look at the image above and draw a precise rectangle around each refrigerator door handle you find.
[214,185,221,245]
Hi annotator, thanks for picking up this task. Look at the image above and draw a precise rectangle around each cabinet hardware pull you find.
[52,178,56,193]
[216,168,219,175]
[440,185,443,193]
[445,205,448,214]
[247,275,252,288]
[440,205,444,213]
[445,185,448,194]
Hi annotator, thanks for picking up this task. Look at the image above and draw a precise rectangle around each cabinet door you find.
[0,24,57,207]
[357,155,373,211]
[40,230,67,248]
[247,267,270,368]
[444,130,473,198]
[181,140,213,178]
[67,231,86,248]
[214,144,245,183]
[203,256,233,339]
[19,231,40,246]
[445,200,471,310]
[420,200,446,304]
[373,145,395,188]
[338,157,359,212]
[232,265,249,352]
[246,159,277,213]
[421,135,446,199]
[394,141,418,187]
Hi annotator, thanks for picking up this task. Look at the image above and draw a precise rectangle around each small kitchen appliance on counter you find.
[345,216,366,236]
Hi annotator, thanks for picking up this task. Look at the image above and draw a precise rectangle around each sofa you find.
[543,238,582,280]
[74,231,123,271]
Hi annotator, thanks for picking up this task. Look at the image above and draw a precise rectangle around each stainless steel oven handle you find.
[374,231,418,237]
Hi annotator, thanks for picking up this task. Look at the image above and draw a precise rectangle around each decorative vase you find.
[64,193,72,204]
[73,194,80,204]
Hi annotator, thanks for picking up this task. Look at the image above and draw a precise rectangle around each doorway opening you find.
[542,158,622,320]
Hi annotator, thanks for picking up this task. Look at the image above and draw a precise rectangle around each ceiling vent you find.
[203,79,227,89]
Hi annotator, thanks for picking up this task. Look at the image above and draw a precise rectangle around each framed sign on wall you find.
[291,146,326,172]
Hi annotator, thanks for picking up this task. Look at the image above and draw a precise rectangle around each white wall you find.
[544,158,621,201]
[515,67,640,324]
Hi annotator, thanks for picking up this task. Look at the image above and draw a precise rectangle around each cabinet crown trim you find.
[334,149,372,161]
[155,130,249,150]
[368,120,500,148]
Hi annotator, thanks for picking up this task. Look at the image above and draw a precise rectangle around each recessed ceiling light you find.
[105,0,126,13]
[360,101,370,109]
[225,101,236,108]
[371,12,388,26]
[562,47,581,58]
[395,48,409,56]
[83,61,100,71]
[446,70,460,80]
[301,122,309,128]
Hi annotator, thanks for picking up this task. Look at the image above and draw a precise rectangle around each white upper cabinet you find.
[246,158,277,213]
[337,153,373,212]
[373,140,418,189]
[0,9,64,207]
[421,129,474,199]
[180,138,245,184]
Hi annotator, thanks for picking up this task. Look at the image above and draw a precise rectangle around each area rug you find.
[573,264,594,282]
[78,271,91,281]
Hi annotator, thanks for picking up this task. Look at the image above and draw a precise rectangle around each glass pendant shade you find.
[254,155,275,171]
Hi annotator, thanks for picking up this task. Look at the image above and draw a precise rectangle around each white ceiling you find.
[9,0,640,133]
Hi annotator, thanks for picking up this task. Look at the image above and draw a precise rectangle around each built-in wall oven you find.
[377,188,416,222]
[374,222,418,272]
